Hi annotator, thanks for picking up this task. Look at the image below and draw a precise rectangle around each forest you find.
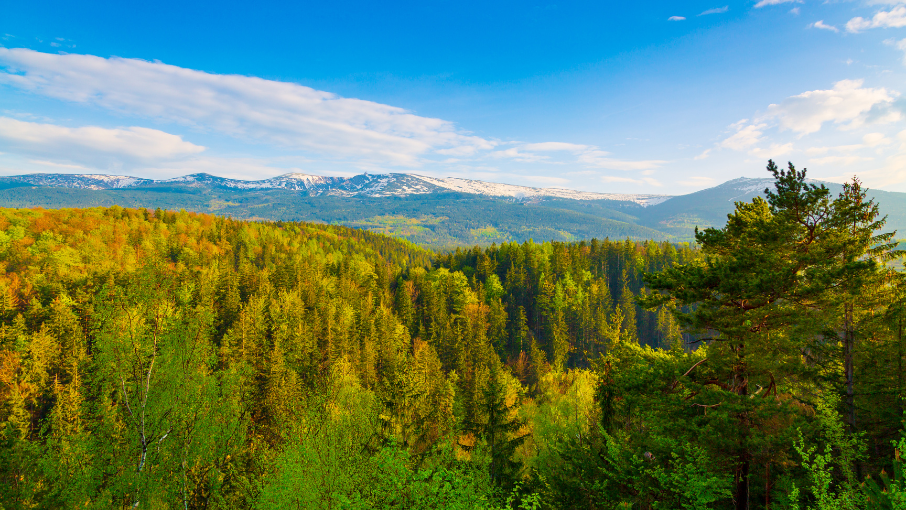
[0,161,904,509]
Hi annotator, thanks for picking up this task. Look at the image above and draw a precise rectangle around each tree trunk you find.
[735,457,750,510]
[844,303,855,432]
[897,317,904,416]
[735,343,750,510]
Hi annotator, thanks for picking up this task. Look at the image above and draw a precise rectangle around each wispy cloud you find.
[884,37,906,64]
[809,155,873,166]
[521,142,591,152]
[488,141,666,171]
[577,150,667,171]
[749,142,794,159]
[27,160,91,171]
[805,133,893,155]
[708,80,906,186]
[668,16,686,21]
[489,147,550,163]
[846,6,906,32]
[699,6,728,15]
[721,123,767,150]
[0,48,494,167]
[0,117,205,169]
[754,0,802,8]
[810,20,840,32]
[601,175,662,186]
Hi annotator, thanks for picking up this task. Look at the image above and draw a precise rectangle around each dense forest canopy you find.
[0,162,904,509]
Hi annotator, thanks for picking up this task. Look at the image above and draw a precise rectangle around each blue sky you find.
[1,0,905,194]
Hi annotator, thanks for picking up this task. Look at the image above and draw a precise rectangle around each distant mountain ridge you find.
[0,172,672,206]
[0,171,903,248]
[635,176,906,238]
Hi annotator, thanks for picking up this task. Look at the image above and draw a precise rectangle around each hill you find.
[0,172,903,246]
[634,177,906,239]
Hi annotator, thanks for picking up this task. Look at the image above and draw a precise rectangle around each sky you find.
[1,0,905,194]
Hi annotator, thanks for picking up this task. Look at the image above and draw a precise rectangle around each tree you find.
[641,161,897,509]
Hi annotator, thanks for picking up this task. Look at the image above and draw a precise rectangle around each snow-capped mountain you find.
[4,173,155,189]
[0,172,672,207]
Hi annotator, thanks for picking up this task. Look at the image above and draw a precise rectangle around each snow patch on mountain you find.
[0,172,673,206]
[414,175,670,206]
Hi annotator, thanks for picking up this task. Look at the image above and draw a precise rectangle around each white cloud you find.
[489,147,550,163]
[884,37,906,64]
[754,0,802,8]
[601,175,662,186]
[790,7,800,15]
[577,150,667,170]
[749,142,794,159]
[487,142,665,172]
[762,79,898,135]
[811,21,840,32]
[863,132,893,147]
[805,133,893,156]
[694,149,712,160]
[668,16,686,21]
[846,6,906,32]
[806,145,865,155]
[0,117,205,169]
[708,82,902,186]
[522,142,591,152]
[0,48,494,167]
[28,160,91,170]
[435,145,483,156]
[699,6,729,15]
[809,155,873,166]
[721,123,766,150]
[838,129,906,188]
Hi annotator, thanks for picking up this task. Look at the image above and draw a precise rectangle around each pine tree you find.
[641,161,899,509]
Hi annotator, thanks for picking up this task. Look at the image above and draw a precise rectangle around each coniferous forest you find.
[1,162,905,509]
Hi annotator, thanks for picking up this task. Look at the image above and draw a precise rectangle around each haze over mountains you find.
[0,171,903,248]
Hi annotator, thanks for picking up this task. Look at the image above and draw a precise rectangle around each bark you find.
[897,317,904,416]
[735,458,750,510]
[734,342,750,510]
[844,303,855,432]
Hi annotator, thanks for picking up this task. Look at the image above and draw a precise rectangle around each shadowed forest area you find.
[0,162,905,509]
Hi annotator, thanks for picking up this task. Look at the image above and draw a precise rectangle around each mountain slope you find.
[0,172,903,247]
[636,177,906,239]
[0,182,668,248]
[0,172,669,205]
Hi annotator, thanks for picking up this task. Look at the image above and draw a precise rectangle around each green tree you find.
[641,161,898,509]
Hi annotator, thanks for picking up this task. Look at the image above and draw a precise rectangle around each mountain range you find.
[0,172,903,248]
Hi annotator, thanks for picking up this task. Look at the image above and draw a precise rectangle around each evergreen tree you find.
[641,161,899,509]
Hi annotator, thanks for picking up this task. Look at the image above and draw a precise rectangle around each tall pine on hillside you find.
[641,161,899,510]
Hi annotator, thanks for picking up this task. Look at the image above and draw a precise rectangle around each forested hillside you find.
[0,163,904,509]
[0,185,668,248]
[1,173,905,248]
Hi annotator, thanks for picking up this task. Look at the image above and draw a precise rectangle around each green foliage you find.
[863,430,906,509]
[0,160,904,509]
[793,393,867,510]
